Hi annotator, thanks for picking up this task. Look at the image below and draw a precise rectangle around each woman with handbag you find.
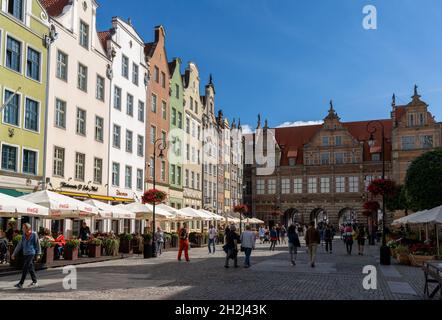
[240,225,256,268]
[224,225,239,268]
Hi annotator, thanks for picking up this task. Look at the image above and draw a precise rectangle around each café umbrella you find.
[118,202,175,220]
[84,200,135,220]
[156,204,194,220]
[0,192,49,218]
[19,190,99,219]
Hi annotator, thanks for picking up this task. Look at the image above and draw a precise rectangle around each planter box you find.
[88,245,101,258]
[409,254,436,267]
[132,239,143,254]
[64,247,79,261]
[144,243,153,259]
[41,247,54,265]
[396,254,410,265]
[119,240,133,254]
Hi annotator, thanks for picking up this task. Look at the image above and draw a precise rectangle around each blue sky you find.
[96,0,442,131]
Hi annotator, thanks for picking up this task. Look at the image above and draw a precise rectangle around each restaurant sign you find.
[60,182,99,192]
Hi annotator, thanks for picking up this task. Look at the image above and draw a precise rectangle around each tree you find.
[386,185,411,214]
[405,149,442,211]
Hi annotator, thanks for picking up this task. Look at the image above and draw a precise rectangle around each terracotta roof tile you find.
[39,0,71,17]
[144,42,156,58]
[97,31,110,52]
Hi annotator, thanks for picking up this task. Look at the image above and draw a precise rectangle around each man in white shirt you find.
[208,225,217,254]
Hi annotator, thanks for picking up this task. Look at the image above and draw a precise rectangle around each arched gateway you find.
[310,208,328,227]
[283,208,299,227]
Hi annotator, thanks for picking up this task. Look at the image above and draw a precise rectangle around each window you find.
[162,101,167,120]
[137,135,144,157]
[150,126,156,144]
[114,86,122,110]
[161,161,166,181]
[281,179,290,194]
[162,131,167,145]
[95,116,103,142]
[419,113,426,126]
[256,180,265,195]
[79,21,89,49]
[125,166,132,189]
[154,66,159,83]
[55,99,66,129]
[113,124,121,148]
[186,144,190,161]
[149,158,154,178]
[190,97,194,111]
[8,0,24,21]
[161,71,166,88]
[177,167,182,185]
[322,136,329,146]
[335,136,343,146]
[186,117,190,134]
[1,144,18,172]
[56,50,68,81]
[175,84,179,99]
[289,158,296,167]
[191,171,195,188]
[372,153,381,162]
[408,114,415,127]
[268,179,276,194]
[185,169,189,187]
[3,90,20,126]
[126,94,134,116]
[421,135,433,149]
[53,147,64,177]
[171,165,176,184]
[75,152,85,181]
[77,63,88,92]
[6,36,21,72]
[122,55,129,78]
[308,177,317,194]
[112,162,120,186]
[336,177,345,193]
[402,136,415,150]
[126,130,133,153]
[136,169,143,190]
[191,146,196,163]
[349,177,359,193]
[177,112,183,129]
[22,149,37,175]
[96,75,105,101]
[195,101,198,114]
[138,101,144,122]
[76,108,86,136]
[197,173,200,190]
[335,152,344,165]
[294,178,302,194]
[132,63,139,85]
[24,98,39,132]
[26,47,41,81]
[320,153,330,165]
[151,94,157,113]
[321,177,330,193]
[171,108,177,126]
[93,158,102,184]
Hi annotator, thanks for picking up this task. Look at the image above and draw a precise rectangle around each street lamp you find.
[151,138,167,258]
[366,120,391,265]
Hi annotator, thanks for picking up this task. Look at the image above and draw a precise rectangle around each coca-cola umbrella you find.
[0,192,49,218]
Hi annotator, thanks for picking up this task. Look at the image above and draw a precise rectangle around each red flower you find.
[234,204,248,214]
[142,189,167,205]
[368,179,396,198]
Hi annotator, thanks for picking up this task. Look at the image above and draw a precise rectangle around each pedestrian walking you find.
[357,226,366,256]
[240,225,256,268]
[276,225,281,245]
[305,221,320,268]
[155,226,164,256]
[79,221,91,257]
[12,223,41,289]
[269,226,278,251]
[280,226,287,245]
[177,223,190,262]
[344,224,354,255]
[208,225,217,254]
[258,226,265,244]
[324,224,334,254]
[287,224,301,266]
[224,225,239,268]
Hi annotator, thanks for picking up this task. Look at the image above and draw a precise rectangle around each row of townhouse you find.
[0,0,244,233]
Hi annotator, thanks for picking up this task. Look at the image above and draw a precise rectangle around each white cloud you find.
[276,120,323,128]
[241,124,255,134]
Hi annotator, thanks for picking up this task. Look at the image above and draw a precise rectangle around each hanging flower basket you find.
[142,189,167,205]
[234,204,248,214]
[363,200,380,213]
[368,179,396,198]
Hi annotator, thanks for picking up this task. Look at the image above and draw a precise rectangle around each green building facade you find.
[0,0,49,195]
[168,58,184,208]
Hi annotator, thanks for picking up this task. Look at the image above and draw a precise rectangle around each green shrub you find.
[40,239,53,249]
[90,238,103,246]
[13,235,22,247]
[119,233,133,242]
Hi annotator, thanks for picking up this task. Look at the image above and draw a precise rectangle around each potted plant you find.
[40,239,54,265]
[88,238,102,258]
[409,243,436,267]
[103,238,120,257]
[10,234,24,269]
[171,233,179,248]
[131,234,144,254]
[143,233,153,259]
[395,245,410,265]
[119,233,134,254]
[387,240,399,257]
[189,232,203,248]
[64,239,80,261]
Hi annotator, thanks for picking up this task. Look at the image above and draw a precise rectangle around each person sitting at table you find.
[79,222,91,257]
[54,232,66,260]
[40,228,55,241]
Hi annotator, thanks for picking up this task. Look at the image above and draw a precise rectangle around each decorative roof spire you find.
[329,100,334,112]
[264,119,269,129]
[238,118,242,130]
[392,93,396,108]
[257,114,261,129]
[209,74,213,85]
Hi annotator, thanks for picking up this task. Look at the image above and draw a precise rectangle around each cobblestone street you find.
[0,238,426,300]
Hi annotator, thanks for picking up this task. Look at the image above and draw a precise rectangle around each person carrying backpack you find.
[177,223,190,262]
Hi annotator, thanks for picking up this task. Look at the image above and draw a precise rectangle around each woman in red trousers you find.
[178,223,190,262]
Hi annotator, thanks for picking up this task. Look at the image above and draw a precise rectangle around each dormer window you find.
[335,136,342,146]
[79,20,89,49]
[322,136,329,146]
[408,113,415,127]
[419,113,426,126]
[8,0,24,21]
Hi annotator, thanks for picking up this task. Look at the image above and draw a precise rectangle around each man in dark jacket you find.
[305,221,320,268]
[224,225,239,268]
[324,224,334,254]
[287,224,301,266]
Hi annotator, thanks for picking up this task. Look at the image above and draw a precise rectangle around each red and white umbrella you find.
[0,192,49,217]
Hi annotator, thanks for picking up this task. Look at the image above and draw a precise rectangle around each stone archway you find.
[310,208,328,228]
[283,208,299,228]
[338,208,357,227]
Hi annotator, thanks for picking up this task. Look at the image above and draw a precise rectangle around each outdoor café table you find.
[423,261,442,300]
